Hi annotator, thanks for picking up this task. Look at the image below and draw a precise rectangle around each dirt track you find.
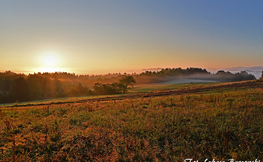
[3,80,263,108]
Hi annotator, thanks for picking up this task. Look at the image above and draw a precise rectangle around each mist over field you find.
[160,79,218,85]
[208,66,263,79]
[226,66,263,79]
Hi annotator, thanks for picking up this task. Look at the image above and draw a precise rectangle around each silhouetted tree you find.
[93,82,103,95]
[12,76,30,102]
[28,75,43,100]
[119,76,136,88]
[54,78,64,97]
[119,76,136,93]
[42,77,52,98]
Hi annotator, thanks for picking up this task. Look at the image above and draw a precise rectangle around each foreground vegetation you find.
[0,81,263,161]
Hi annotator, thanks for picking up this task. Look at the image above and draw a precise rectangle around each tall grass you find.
[0,86,262,161]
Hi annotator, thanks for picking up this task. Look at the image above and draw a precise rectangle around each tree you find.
[119,76,136,87]
[28,75,43,100]
[119,76,136,93]
[261,71,263,80]
[12,76,30,102]
[42,77,52,98]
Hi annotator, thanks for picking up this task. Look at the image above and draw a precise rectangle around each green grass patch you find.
[130,81,220,93]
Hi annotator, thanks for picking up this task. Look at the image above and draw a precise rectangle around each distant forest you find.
[0,67,257,103]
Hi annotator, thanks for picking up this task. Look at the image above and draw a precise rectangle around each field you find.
[0,80,263,161]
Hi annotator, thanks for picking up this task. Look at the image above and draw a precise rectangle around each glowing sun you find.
[44,52,58,66]
[36,51,64,73]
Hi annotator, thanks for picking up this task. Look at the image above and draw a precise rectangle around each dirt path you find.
[3,80,263,108]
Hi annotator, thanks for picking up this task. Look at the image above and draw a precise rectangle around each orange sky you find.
[1,1,263,75]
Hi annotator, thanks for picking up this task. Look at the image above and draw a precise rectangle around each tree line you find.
[0,71,135,103]
[140,67,209,76]
[134,68,256,84]
[0,67,257,103]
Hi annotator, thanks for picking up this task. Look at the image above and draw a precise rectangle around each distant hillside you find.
[136,67,256,84]
[0,67,256,103]
[212,66,263,79]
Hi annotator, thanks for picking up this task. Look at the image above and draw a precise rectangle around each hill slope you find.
[0,80,263,160]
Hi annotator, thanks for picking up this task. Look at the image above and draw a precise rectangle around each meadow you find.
[0,80,263,161]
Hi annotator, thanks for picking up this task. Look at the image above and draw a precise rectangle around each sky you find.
[1,0,263,75]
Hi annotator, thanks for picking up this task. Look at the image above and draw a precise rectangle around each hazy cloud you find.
[142,68,163,71]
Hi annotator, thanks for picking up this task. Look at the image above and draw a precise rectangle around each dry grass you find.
[0,83,263,161]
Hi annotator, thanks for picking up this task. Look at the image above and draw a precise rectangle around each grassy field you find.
[0,80,263,161]
[0,94,124,108]
[0,81,219,108]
